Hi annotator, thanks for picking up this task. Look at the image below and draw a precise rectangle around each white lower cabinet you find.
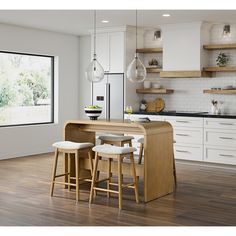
[204,146,236,165]
[125,114,236,165]
[174,145,203,161]
[204,118,236,165]
[163,116,204,162]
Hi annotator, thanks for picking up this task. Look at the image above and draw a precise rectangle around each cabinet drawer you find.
[128,114,163,121]
[174,145,203,161]
[204,147,236,165]
[174,129,203,145]
[205,130,236,148]
[164,116,203,128]
[204,118,236,130]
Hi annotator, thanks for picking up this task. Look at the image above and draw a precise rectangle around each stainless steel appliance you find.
[92,73,124,119]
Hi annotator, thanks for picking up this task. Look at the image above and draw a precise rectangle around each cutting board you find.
[146,98,165,112]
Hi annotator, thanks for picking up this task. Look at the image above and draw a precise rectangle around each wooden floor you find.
[0,153,235,226]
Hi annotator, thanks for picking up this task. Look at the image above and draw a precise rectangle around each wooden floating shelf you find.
[160,70,211,78]
[203,43,236,50]
[146,67,162,73]
[136,48,163,53]
[203,66,236,72]
[136,88,174,94]
[203,89,236,94]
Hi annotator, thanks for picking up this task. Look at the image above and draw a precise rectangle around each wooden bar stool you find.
[138,137,177,187]
[50,141,94,202]
[98,135,134,147]
[89,144,139,210]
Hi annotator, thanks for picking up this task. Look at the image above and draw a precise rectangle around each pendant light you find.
[127,10,146,83]
[86,10,104,83]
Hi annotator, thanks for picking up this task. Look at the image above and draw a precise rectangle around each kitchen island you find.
[64,119,174,202]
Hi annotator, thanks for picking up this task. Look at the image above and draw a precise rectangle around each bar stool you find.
[50,141,94,202]
[137,137,177,187]
[89,144,139,210]
[98,135,134,147]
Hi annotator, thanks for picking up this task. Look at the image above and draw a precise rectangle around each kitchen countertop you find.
[127,111,236,119]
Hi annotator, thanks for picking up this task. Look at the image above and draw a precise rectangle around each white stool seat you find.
[137,137,144,144]
[93,144,136,155]
[53,141,94,150]
[98,135,134,142]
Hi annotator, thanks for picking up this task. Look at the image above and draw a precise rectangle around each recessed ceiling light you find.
[102,20,109,23]
[162,14,170,17]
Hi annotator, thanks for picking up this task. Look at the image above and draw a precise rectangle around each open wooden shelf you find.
[136,48,163,53]
[136,88,174,94]
[203,89,236,94]
[146,67,162,73]
[160,70,211,78]
[203,43,236,50]
[203,66,236,72]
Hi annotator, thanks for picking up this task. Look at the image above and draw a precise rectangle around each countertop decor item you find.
[146,98,165,112]
[126,10,146,83]
[216,52,229,67]
[211,100,220,115]
[84,105,102,120]
[139,99,147,111]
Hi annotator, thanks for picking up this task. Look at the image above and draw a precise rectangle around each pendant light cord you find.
[94,10,96,57]
[135,9,137,57]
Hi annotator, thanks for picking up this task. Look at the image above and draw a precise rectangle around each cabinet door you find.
[92,33,109,72]
[109,32,125,73]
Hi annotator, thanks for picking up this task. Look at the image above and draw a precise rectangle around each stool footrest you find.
[93,187,119,194]
[54,181,77,187]
[55,173,69,178]
[96,177,110,183]
[109,182,135,189]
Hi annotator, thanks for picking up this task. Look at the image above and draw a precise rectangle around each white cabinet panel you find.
[174,145,203,161]
[204,147,236,165]
[174,129,203,145]
[163,116,203,128]
[204,118,236,130]
[91,31,125,73]
[92,33,109,72]
[109,32,125,73]
[204,130,236,148]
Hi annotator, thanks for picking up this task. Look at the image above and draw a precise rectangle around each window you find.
[0,51,54,127]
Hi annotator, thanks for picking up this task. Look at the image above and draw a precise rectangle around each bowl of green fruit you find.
[84,105,102,120]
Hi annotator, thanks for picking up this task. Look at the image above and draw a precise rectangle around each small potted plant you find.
[216,52,229,67]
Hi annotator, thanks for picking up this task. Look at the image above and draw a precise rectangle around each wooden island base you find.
[64,119,174,203]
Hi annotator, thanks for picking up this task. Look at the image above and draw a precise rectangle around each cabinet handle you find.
[219,154,234,157]
[176,150,190,153]
[176,134,190,137]
[219,123,234,126]
[219,137,234,140]
[176,121,189,123]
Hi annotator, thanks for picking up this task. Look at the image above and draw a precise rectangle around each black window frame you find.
[0,50,54,128]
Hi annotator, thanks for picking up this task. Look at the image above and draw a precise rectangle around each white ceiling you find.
[0,10,236,36]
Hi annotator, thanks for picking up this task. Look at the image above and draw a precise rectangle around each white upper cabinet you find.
[91,30,125,73]
[109,32,125,73]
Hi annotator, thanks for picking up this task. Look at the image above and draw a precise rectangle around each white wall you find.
[0,23,80,160]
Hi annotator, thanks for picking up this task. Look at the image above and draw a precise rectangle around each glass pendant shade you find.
[127,53,147,83]
[86,54,104,83]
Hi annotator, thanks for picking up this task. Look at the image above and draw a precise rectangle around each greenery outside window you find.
[0,51,54,127]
